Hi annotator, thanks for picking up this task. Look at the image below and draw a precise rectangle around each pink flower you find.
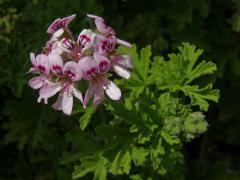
[28,53,50,89]
[38,82,83,115]
[79,54,121,107]
[87,14,132,47]
[112,54,133,79]
[38,61,83,115]
[29,53,50,74]
[57,29,96,60]
[94,34,116,55]
[51,83,83,115]
[86,14,115,36]
[47,14,76,35]
[28,14,132,115]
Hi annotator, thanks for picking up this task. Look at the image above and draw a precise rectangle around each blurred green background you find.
[1,0,240,179]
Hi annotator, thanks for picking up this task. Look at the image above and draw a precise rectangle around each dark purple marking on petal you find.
[53,65,63,75]
[62,38,75,51]
[51,20,65,32]
[65,70,76,80]
[99,61,109,73]
[37,65,46,73]
[86,67,98,79]
[79,35,91,48]
[100,37,115,53]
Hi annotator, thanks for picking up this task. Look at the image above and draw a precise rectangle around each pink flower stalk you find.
[28,14,132,115]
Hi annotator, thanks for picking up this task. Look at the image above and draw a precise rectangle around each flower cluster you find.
[28,14,132,115]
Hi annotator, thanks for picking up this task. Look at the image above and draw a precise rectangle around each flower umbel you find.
[28,14,132,115]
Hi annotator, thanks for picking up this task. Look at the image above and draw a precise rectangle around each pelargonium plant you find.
[28,14,132,115]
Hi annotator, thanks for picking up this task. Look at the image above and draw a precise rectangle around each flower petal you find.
[62,90,73,115]
[94,35,116,55]
[28,76,46,89]
[103,80,121,100]
[30,52,36,66]
[57,38,74,53]
[52,93,63,110]
[94,53,110,73]
[93,86,104,106]
[61,14,76,28]
[48,53,64,75]
[117,38,132,47]
[73,87,83,103]
[63,61,82,81]
[87,14,115,35]
[47,14,76,34]
[52,28,64,39]
[117,55,133,68]
[83,82,96,108]
[87,14,104,21]
[36,54,50,74]
[47,18,61,34]
[39,82,61,103]
[113,65,131,79]
[78,57,98,80]
[78,29,96,50]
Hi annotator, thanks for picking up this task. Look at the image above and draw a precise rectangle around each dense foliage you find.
[0,0,239,179]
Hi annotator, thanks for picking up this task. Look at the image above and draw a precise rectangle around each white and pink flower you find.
[79,54,121,107]
[28,14,132,115]
[37,61,83,115]
[87,14,132,47]
[28,53,50,89]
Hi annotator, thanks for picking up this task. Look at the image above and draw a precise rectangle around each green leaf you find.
[79,105,96,130]
[158,93,171,112]
[72,155,108,180]
[118,45,152,96]
[180,84,219,111]
[161,130,180,145]
[72,157,96,179]
[109,150,123,174]
[152,43,217,88]
[109,150,131,175]
[132,147,149,166]
[130,174,144,180]
[93,158,108,180]
[119,45,152,81]
[186,60,217,84]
